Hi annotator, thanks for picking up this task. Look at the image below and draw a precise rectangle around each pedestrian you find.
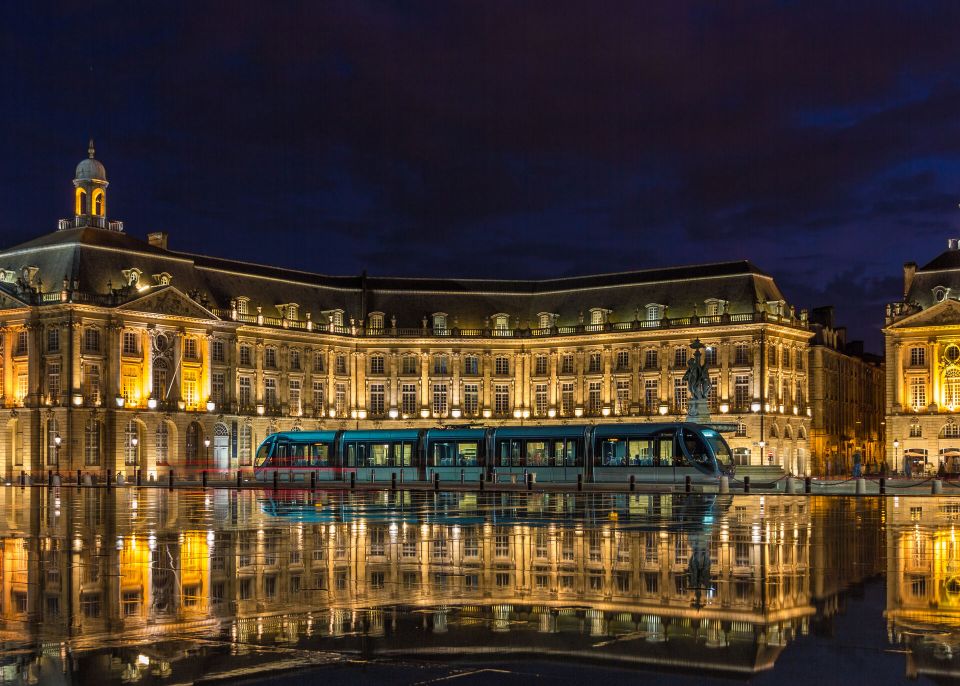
[853,452,862,479]
[905,457,912,479]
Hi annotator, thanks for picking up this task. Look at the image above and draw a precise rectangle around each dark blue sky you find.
[4,2,960,351]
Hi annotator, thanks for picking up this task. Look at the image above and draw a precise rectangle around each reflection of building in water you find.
[0,490,878,682]
[886,496,960,680]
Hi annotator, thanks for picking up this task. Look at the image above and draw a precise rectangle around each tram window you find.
[275,442,289,468]
[345,443,357,467]
[629,439,653,466]
[563,440,579,466]
[310,443,330,467]
[600,439,626,466]
[255,440,273,466]
[682,429,711,465]
[291,443,307,466]
[497,440,522,467]
[432,442,478,467]
[526,441,548,466]
[598,438,655,466]
[398,442,413,466]
[657,433,675,466]
[369,443,390,467]
[701,429,732,466]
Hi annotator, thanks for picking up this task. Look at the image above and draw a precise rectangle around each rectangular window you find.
[704,346,717,366]
[401,384,417,416]
[560,354,574,375]
[122,331,139,356]
[211,339,225,363]
[768,345,777,366]
[911,378,927,408]
[911,347,926,366]
[588,381,602,414]
[122,367,138,406]
[239,344,252,366]
[289,379,301,415]
[336,354,347,375]
[464,356,479,375]
[264,378,277,408]
[47,362,61,402]
[16,373,28,404]
[495,356,510,375]
[616,350,630,371]
[796,350,804,370]
[402,355,418,375]
[369,383,385,416]
[183,338,198,361]
[644,379,658,412]
[313,351,325,372]
[82,328,99,354]
[561,382,574,416]
[211,372,225,405]
[239,376,252,407]
[264,347,277,368]
[644,349,658,370]
[370,355,385,375]
[289,349,301,371]
[432,384,448,416]
[674,347,687,367]
[312,381,325,414]
[734,343,750,366]
[433,355,449,375]
[183,371,199,409]
[535,355,548,375]
[734,375,751,409]
[47,327,59,352]
[588,352,602,373]
[782,348,791,367]
[616,380,630,414]
[335,383,347,417]
[85,363,101,404]
[534,383,548,416]
[495,384,510,416]
[673,377,688,413]
[464,383,479,416]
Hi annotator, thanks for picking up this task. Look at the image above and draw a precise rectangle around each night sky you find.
[4,2,960,352]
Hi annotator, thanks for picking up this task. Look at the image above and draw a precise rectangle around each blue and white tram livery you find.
[253,421,733,484]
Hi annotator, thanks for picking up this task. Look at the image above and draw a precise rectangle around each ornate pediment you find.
[887,299,960,330]
[117,286,219,321]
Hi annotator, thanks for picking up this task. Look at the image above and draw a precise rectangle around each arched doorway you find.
[213,422,229,469]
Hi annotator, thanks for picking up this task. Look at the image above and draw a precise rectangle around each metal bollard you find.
[273,470,279,490]
[527,472,533,491]
[434,473,440,491]
[805,476,812,494]
[577,474,583,492]
[311,471,317,489]
[685,475,692,493]
[237,470,243,488]
[933,479,944,495]
[106,471,112,489]
[743,475,750,493]
[168,470,174,490]
[391,472,397,490]
[202,471,208,488]
[350,472,356,489]
[77,469,82,488]
[879,477,886,494]
[629,474,636,492]
[137,469,142,487]
[855,477,866,495]
[719,475,730,494]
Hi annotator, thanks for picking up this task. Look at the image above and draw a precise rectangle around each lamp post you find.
[54,434,61,469]
[131,435,139,469]
[893,439,900,476]
[203,438,211,470]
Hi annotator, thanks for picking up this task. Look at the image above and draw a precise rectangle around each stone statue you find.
[682,339,711,400]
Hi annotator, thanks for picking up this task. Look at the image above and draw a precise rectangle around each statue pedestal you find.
[685,399,711,424]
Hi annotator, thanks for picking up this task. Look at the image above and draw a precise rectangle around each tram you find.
[254,422,733,484]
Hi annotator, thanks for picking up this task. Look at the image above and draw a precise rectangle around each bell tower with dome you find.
[71,139,110,228]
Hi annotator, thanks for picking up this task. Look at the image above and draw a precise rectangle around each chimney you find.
[903,261,917,299]
[147,231,168,250]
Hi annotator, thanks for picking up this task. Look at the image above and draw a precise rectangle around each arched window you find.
[368,312,384,331]
[946,369,960,409]
[784,425,793,440]
[84,419,101,466]
[75,188,87,215]
[124,420,139,466]
[941,423,960,439]
[46,418,60,466]
[798,425,807,440]
[185,421,202,466]
[92,189,105,216]
[213,422,229,469]
[156,422,169,466]
[492,314,509,331]
[769,424,780,439]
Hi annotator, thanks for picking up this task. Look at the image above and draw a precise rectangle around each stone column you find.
[420,352,430,413]
[255,340,264,405]
[482,352,492,412]
[389,351,399,412]
[931,341,941,410]
[660,342,670,406]
[630,344,641,414]
[2,327,11,405]
[355,351,366,412]
[720,340,730,402]
[279,343,289,411]
[303,345,313,415]
[70,321,82,400]
[575,349,585,406]
[326,349,335,416]
[142,328,153,402]
[452,352,461,408]
[549,350,558,408]
[26,323,42,407]
[515,350,526,413]
[752,337,762,400]
[602,346,612,406]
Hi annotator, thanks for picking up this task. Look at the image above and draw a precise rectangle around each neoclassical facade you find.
[0,146,816,479]
[885,240,960,474]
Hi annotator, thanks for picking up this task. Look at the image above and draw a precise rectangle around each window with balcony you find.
[239,376,252,407]
[538,312,553,329]
[312,381,325,413]
[264,378,277,408]
[369,384,385,416]
[211,372,225,406]
[589,308,606,325]
[493,314,509,331]
[401,384,417,416]
[910,378,927,409]
[494,384,510,416]
[432,313,447,334]
[588,381,602,414]
[644,379,658,411]
[464,384,479,416]
[432,384,448,416]
[368,312,384,331]
[646,303,663,321]
[534,383,548,416]
[561,382,575,416]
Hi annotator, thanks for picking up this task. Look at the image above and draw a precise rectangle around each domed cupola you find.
[72,139,109,226]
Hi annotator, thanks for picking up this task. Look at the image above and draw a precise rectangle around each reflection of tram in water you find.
[253,422,734,484]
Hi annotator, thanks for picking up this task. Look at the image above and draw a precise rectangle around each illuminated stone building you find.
[807,307,886,475]
[0,145,817,479]
[885,239,960,475]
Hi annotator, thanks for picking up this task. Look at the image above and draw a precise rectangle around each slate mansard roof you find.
[0,226,792,328]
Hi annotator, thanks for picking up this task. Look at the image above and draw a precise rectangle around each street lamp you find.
[54,434,61,468]
[203,437,211,470]
[893,439,900,475]
[131,435,139,468]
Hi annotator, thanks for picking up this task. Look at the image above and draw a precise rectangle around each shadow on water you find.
[0,488,953,683]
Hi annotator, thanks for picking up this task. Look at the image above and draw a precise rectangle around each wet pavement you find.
[0,487,955,684]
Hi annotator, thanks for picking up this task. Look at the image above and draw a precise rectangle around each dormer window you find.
[121,268,142,288]
[236,297,250,316]
[646,303,664,321]
[766,300,785,316]
[153,272,172,286]
[537,312,556,329]
[324,309,345,329]
[492,313,510,331]
[589,308,608,325]
[278,303,299,320]
[368,312,385,331]
[432,313,447,333]
[704,299,727,316]
[934,286,949,303]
